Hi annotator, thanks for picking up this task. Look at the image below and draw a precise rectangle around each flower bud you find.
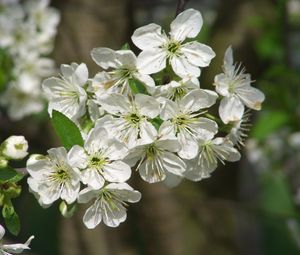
[0,157,8,168]
[1,136,28,160]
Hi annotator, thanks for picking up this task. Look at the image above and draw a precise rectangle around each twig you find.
[175,0,190,16]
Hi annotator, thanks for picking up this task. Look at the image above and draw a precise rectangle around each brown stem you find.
[175,0,190,16]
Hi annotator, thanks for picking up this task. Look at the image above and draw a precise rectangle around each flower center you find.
[166,41,181,55]
[124,112,141,126]
[49,164,70,183]
[146,143,161,159]
[88,153,108,170]
[171,87,186,100]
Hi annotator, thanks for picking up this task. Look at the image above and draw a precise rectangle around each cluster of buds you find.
[26,9,265,229]
[0,0,60,120]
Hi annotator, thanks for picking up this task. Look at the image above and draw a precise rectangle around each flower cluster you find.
[0,224,34,255]
[0,0,60,120]
[27,9,265,228]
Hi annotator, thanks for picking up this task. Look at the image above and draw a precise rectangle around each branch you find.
[175,0,190,16]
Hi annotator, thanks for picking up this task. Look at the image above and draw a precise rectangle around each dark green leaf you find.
[51,110,84,150]
[0,166,24,183]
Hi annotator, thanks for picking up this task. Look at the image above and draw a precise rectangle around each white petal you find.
[115,50,137,69]
[102,202,127,227]
[131,23,166,50]
[137,49,166,74]
[170,8,203,41]
[61,182,80,204]
[139,121,157,143]
[135,94,160,118]
[104,139,129,160]
[102,161,131,183]
[133,73,155,91]
[60,64,74,79]
[192,117,218,140]
[236,85,265,110]
[91,47,117,69]
[98,93,130,115]
[105,183,141,202]
[180,89,218,113]
[224,46,233,67]
[73,63,89,86]
[156,139,181,153]
[78,187,98,203]
[83,201,102,229]
[81,168,105,190]
[214,73,230,96]
[177,130,199,159]
[161,152,186,176]
[2,236,34,253]
[139,160,166,183]
[67,145,88,169]
[160,99,180,120]
[181,42,215,67]
[170,55,200,78]
[219,96,244,124]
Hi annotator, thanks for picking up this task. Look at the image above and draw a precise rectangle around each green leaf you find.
[251,111,289,141]
[51,110,84,150]
[4,211,20,236]
[128,79,149,95]
[0,166,24,183]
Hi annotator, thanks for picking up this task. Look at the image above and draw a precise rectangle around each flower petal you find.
[219,96,244,124]
[170,8,203,41]
[91,47,117,69]
[236,85,265,110]
[102,161,131,183]
[135,94,160,118]
[131,23,166,50]
[170,55,200,78]
[68,145,88,169]
[181,42,215,67]
[83,201,102,229]
[137,49,167,74]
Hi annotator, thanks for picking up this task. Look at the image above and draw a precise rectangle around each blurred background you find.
[1,0,300,254]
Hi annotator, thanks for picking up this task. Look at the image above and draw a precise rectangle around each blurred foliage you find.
[247,0,300,254]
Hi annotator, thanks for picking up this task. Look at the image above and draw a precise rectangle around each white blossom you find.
[131,8,215,78]
[27,147,81,206]
[214,46,265,124]
[153,76,199,101]
[97,93,159,148]
[91,48,154,95]
[184,137,241,181]
[68,128,131,190]
[0,224,34,255]
[160,89,218,159]
[78,183,141,228]
[1,135,28,160]
[125,122,186,183]
[42,63,88,121]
